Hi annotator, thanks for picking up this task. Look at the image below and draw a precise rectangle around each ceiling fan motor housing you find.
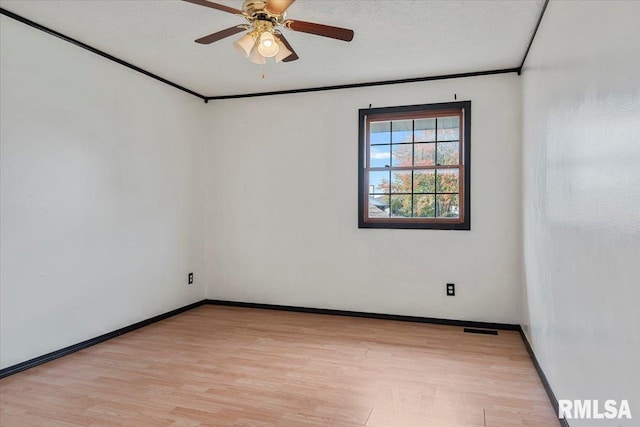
[242,0,286,24]
[242,0,266,16]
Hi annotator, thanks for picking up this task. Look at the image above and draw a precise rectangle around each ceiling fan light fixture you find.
[248,45,267,64]
[233,33,255,57]
[257,31,279,57]
[274,36,293,63]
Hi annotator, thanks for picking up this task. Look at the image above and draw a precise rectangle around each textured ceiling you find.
[0,0,545,97]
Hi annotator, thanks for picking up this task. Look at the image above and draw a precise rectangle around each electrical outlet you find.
[188,273,194,285]
[446,283,455,296]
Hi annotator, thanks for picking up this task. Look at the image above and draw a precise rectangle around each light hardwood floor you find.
[0,306,559,426]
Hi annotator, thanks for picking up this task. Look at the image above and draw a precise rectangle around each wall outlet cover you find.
[446,283,455,296]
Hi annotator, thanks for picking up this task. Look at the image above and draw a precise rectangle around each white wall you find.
[0,17,206,368]
[521,1,640,424]
[204,74,523,324]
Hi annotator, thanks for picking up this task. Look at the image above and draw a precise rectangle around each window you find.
[358,101,471,230]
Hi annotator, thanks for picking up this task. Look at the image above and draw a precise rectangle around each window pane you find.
[436,195,460,218]
[391,171,412,193]
[391,120,412,143]
[369,171,390,194]
[436,141,459,165]
[370,121,390,144]
[413,170,435,193]
[437,116,459,141]
[414,143,436,166]
[415,118,436,142]
[369,195,390,218]
[370,145,391,168]
[391,144,412,167]
[413,195,435,217]
[390,195,412,217]
[436,169,459,193]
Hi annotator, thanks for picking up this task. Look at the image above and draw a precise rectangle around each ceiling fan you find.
[183,0,354,64]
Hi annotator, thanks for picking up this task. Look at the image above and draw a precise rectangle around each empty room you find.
[0,0,638,426]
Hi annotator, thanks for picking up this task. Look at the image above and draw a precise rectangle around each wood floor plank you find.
[0,306,560,426]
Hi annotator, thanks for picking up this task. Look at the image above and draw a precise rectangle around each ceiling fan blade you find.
[182,0,244,16]
[284,19,354,42]
[195,26,246,44]
[265,0,296,15]
[276,34,299,62]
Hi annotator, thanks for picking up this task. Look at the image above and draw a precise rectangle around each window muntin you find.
[358,102,470,230]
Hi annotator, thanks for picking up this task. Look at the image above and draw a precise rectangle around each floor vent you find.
[464,328,498,335]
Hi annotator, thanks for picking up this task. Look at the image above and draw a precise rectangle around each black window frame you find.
[358,101,471,230]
